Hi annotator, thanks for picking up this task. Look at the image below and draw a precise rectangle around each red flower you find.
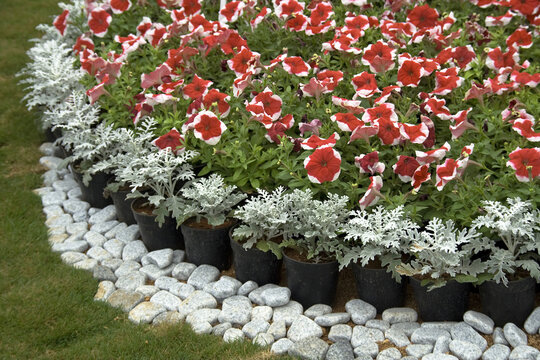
[507,28,533,49]
[304,146,342,184]
[507,147,540,182]
[219,1,246,23]
[407,4,439,28]
[192,111,227,145]
[203,89,231,117]
[317,70,343,91]
[397,60,426,87]
[343,14,370,39]
[282,56,311,77]
[420,115,436,148]
[485,11,514,27]
[227,47,260,76]
[86,75,110,104]
[73,35,94,55]
[110,0,132,14]
[452,45,477,70]
[233,71,254,97]
[251,7,270,30]
[331,113,363,132]
[53,9,69,36]
[423,96,451,120]
[355,151,385,175]
[88,8,111,38]
[332,97,364,114]
[145,24,168,47]
[158,79,184,94]
[183,75,213,100]
[286,14,308,32]
[349,123,379,144]
[362,103,398,123]
[374,85,401,104]
[309,2,334,27]
[508,0,540,16]
[512,118,540,142]
[351,72,379,98]
[166,46,198,73]
[276,0,305,18]
[511,71,540,88]
[249,87,283,121]
[141,64,173,89]
[449,108,475,139]
[181,0,202,16]
[362,41,396,73]
[485,47,519,71]
[431,67,463,96]
[411,164,431,192]
[301,132,340,150]
[400,123,429,144]
[393,156,421,182]
[359,176,383,210]
[220,31,248,55]
[376,117,400,146]
[152,128,185,154]
[435,158,459,190]
[301,78,330,100]
[137,17,153,36]
[416,142,451,165]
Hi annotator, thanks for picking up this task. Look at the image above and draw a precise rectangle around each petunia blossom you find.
[202,89,231,117]
[110,0,132,14]
[359,176,383,210]
[400,122,429,144]
[393,156,421,182]
[512,118,540,142]
[183,75,213,100]
[219,1,246,23]
[351,72,379,98]
[355,151,385,175]
[435,158,459,190]
[141,63,173,89]
[53,9,69,36]
[282,56,311,77]
[227,47,260,76]
[192,110,227,145]
[397,59,428,87]
[247,87,283,122]
[361,41,396,73]
[407,4,439,28]
[152,128,185,154]
[304,146,342,184]
[86,74,110,104]
[506,147,540,182]
[362,103,398,123]
[301,132,340,150]
[416,142,451,165]
[411,164,431,192]
[88,8,112,38]
[332,96,364,114]
[331,113,363,132]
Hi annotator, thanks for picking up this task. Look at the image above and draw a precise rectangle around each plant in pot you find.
[470,197,540,326]
[231,187,296,285]
[280,189,350,308]
[396,218,484,321]
[115,145,197,251]
[178,173,247,270]
[339,205,419,313]
[96,118,158,225]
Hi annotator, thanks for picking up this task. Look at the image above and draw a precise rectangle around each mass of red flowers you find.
[59,0,539,216]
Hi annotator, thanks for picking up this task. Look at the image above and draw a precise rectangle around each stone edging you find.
[36,142,540,360]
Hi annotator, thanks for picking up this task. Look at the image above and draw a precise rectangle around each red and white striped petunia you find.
[247,87,283,122]
[331,113,363,132]
[251,7,271,30]
[351,72,379,98]
[362,41,396,73]
[275,0,305,19]
[227,47,260,76]
[506,147,540,182]
[192,110,227,145]
[435,158,459,190]
[304,146,342,184]
[431,67,464,96]
[86,74,110,104]
[183,75,213,100]
[400,123,429,144]
[512,118,540,142]
[219,1,246,23]
[393,156,421,182]
[152,128,185,154]
[332,96,364,114]
[362,103,398,123]
[411,164,431,192]
[202,89,231,118]
[355,151,385,175]
[301,132,340,150]
[110,0,132,14]
[416,142,451,165]
[141,63,173,89]
[282,56,311,77]
[53,9,69,36]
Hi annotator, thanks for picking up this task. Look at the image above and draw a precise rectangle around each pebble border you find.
[37,143,540,360]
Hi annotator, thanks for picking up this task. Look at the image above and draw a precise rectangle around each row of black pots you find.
[68,171,537,325]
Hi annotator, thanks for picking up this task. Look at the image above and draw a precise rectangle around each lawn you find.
[0,1,290,358]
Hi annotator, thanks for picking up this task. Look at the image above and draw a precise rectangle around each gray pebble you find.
[114,261,141,278]
[451,322,487,351]
[171,249,185,264]
[116,224,140,243]
[483,344,511,360]
[268,320,287,340]
[86,246,113,262]
[60,251,88,265]
[524,307,540,335]
[377,347,401,360]
[212,322,232,337]
[315,312,351,327]
[177,290,217,318]
[494,327,509,345]
[103,239,125,258]
[382,307,418,324]
[146,249,173,269]
[223,328,244,343]
[249,283,279,305]
[260,286,290,307]
[153,311,183,325]
[46,213,73,228]
[90,220,119,234]
[385,327,411,347]
[169,282,195,300]
[449,339,482,360]
[51,240,88,253]
[237,280,258,296]
[352,338,379,358]
[305,304,333,319]
[63,199,90,214]
[186,309,221,326]
[391,322,420,337]
[104,223,127,239]
[139,263,175,281]
[172,262,197,281]
[345,299,377,325]
[190,321,212,335]
[122,240,147,262]
[271,338,294,355]
[73,258,98,271]
[65,222,87,235]
[128,301,166,324]
[218,295,252,325]
[326,341,354,360]
[154,276,179,291]
[187,264,220,290]
[42,190,66,207]
[287,315,323,342]
[351,326,384,347]
[405,344,433,358]
[509,345,540,360]
[203,276,242,301]
[53,178,78,192]
[503,323,528,348]
[42,169,58,186]
[115,272,146,292]
[328,324,352,342]
[273,300,304,326]
[288,336,329,360]
[423,354,458,360]
[251,306,273,322]
[242,319,270,339]
[366,319,391,332]
[433,334,451,353]
[43,205,64,218]
[100,258,123,272]
[93,265,117,282]
[411,327,450,345]
[88,205,116,225]
[253,333,274,347]
[67,187,82,199]
[107,289,144,312]
[94,280,116,301]
[84,231,107,247]
[72,210,89,222]
[464,310,494,334]
[135,285,160,298]
[39,156,63,170]
[422,322,458,332]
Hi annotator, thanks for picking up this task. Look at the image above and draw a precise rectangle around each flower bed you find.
[21,0,539,323]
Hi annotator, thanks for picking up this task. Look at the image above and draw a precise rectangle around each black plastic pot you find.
[479,277,536,327]
[71,167,113,208]
[353,263,406,313]
[283,250,339,308]
[181,219,235,271]
[110,188,137,225]
[131,198,184,251]
[410,277,470,321]
[230,235,282,285]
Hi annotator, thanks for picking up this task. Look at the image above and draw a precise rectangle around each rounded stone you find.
[314,312,351,327]
[366,319,391,332]
[128,301,166,324]
[63,199,90,215]
[61,251,88,265]
[177,290,217,318]
[186,309,221,326]
[353,338,379,358]
[423,354,458,360]
[260,286,291,307]
[187,264,220,290]
[493,327,509,345]
[52,240,88,253]
[154,276,179,291]
[271,338,293,355]
[93,265,117,282]
[287,315,323,342]
[509,345,540,360]
[351,326,384,347]
[88,205,117,225]
[251,306,273,322]
[288,336,329,360]
[115,272,146,292]
[242,319,271,339]
[103,239,125,258]
[114,261,141,278]
[135,285,160,298]
[382,307,418,324]
[377,347,401,360]
[106,289,145,312]
[345,299,377,325]
[405,344,433,358]
[153,311,183,325]
[327,341,354,360]
[267,320,287,340]
[94,281,116,301]
[169,282,196,300]
[223,328,244,343]
[483,344,511,360]
[218,295,252,326]
[411,326,450,345]
[84,231,107,248]
[248,283,279,305]
[122,240,148,262]
[237,280,258,296]
[524,307,540,335]
[463,310,495,334]
[87,246,113,262]
[190,321,213,335]
[150,290,182,311]
[146,249,174,269]
[304,303,333,319]
[116,225,140,243]
[385,328,410,347]
[253,333,274,347]
[503,323,528,348]
[328,324,352,343]
[172,262,197,281]
[449,340,482,360]
[451,322,488,351]
[272,300,304,326]
[212,322,232,337]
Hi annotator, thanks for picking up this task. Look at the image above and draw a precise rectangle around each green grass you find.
[0,2,293,359]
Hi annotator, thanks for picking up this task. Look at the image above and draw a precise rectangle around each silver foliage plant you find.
[233,187,296,258]
[396,218,484,289]
[282,189,349,262]
[18,38,84,113]
[116,147,198,225]
[180,174,247,227]
[470,198,540,286]
[339,206,419,281]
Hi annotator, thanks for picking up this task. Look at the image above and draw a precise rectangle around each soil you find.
[131,198,156,216]
[184,217,236,230]
[282,247,336,264]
